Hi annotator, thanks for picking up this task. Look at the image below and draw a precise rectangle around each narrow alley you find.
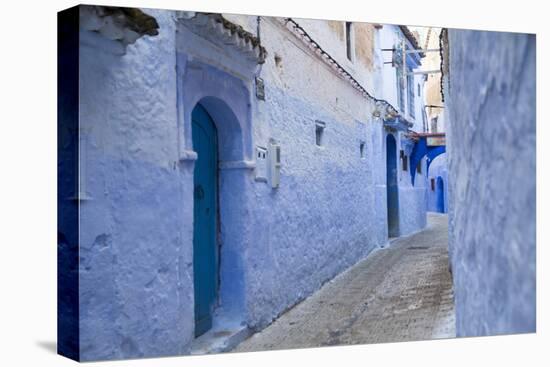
[233,213,454,352]
[56,7,536,361]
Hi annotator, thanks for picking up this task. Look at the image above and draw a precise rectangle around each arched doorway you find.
[188,94,249,339]
[192,103,219,337]
[386,134,399,237]
[436,176,445,213]
[181,58,252,339]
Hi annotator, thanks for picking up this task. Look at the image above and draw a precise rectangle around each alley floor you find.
[233,213,455,353]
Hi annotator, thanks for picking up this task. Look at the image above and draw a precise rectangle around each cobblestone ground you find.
[233,213,455,352]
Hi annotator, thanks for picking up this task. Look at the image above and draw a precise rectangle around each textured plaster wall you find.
[445,30,536,336]
[292,18,376,96]
[77,10,193,361]
[239,17,384,328]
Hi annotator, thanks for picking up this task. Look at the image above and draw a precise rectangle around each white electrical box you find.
[255,146,268,182]
[269,142,281,188]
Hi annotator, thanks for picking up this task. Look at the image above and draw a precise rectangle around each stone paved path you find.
[233,213,455,352]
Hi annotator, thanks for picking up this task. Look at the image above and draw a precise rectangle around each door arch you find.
[386,134,399,237]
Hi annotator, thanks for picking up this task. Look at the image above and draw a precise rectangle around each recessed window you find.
[315,121,326,146]
[400,151,408,171]
[416,161,422,174]
[431,178,436,191]
[345,22,353,61]
[360,141,365,158]
[274,53,282,67]
[417,83,421,97]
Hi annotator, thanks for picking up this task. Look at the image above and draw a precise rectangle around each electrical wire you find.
[283,17,404,120]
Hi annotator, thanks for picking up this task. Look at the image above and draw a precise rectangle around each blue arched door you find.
[386,134,399,237]
[192,104,219,337]
[436,176,445,213]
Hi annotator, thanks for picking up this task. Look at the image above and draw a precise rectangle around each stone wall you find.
[445,29,536,336]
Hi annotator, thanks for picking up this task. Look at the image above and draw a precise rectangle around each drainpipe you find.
[256,16,261,42]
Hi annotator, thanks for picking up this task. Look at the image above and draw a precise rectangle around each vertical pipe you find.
[256,16,261,42]
[402,38,406,113]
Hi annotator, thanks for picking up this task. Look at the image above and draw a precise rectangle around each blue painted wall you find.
[77,9,190,361]
[57,6,80,361]
[386,134,399,236]
[445,30,536,336]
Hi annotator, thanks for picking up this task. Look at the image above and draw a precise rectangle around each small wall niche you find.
[315,121,326,147]
[400,150,408,171]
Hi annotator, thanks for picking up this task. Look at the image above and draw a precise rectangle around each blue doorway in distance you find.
[386,134,399,237]
[436,176,445,213]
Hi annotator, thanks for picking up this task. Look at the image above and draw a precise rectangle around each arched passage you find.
[386,134,399,237]
[409,136,446,186]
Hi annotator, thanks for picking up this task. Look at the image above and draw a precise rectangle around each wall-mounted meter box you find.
[269,142,281,188]
[255,146,268,182]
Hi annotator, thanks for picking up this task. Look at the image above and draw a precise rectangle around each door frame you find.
[386,133,400,237]
[192,103,220,337]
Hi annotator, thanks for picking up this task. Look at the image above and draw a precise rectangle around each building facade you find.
[376,24,429,235]
[58,6,429,361]
[443,29,536,336]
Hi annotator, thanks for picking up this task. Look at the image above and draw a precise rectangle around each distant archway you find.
[409,136,446,186]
